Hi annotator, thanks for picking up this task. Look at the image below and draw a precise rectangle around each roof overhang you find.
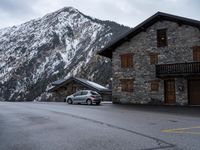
[97,11,200,59]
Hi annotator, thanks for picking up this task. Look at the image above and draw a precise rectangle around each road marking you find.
[162,126,200,135]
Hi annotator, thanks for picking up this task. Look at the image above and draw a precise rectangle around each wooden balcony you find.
[156,62,200,78]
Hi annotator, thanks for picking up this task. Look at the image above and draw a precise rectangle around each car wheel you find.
[67,98,73,104]
[86,99,92,105]
[96,102,100,105]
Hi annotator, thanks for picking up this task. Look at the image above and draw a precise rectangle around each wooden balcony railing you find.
[156,62,200,78]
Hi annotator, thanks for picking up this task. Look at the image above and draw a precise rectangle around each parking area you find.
[0,102,199,150]
[162,126,200,135]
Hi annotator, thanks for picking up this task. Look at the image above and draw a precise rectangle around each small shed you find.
[48,76,112,102]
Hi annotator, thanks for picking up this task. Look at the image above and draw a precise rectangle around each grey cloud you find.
[0,0,199,29]
[0,0,38,16]
[0,0,41,28]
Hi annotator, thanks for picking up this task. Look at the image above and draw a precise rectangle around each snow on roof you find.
[76,77,108,91]
[50,76,111,92]
[87,80,108,90]
[52,79,66,85]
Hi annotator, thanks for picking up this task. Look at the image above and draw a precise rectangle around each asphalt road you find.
[0,102,199,150]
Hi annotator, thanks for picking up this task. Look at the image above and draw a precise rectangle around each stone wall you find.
[112,20,200,105]
[175,78,188,105]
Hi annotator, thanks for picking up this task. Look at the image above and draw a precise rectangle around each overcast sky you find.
[0,0,200,29]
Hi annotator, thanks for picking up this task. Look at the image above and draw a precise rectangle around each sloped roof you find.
[52,79,66,85]
[48,76,111,93]
[98,12,200,58]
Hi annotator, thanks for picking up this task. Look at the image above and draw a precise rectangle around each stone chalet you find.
[48,76,112,102]
[98,12,200,105]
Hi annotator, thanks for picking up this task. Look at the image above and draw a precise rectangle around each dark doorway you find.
[188,80,200,105]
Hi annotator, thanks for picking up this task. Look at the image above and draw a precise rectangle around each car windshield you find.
[74,91,82,96]
[91,91,99,95]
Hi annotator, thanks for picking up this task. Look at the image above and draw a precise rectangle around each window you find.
[91,91,99,95]
[149,53,158,64]
[81,91,88,95]
[150,80,160,91]
[72,86,77,93]
[120,79,134,92]
[193,46,200,61]
[73,91,82,96]
[120,53,134,68]
[157,29,167,47]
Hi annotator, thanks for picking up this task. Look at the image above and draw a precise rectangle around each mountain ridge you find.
[0,6,130,101]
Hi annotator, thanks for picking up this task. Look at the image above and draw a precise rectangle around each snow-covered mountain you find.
[0,7,130,101]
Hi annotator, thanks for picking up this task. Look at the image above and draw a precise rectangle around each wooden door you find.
[164,80,176,104]
[189,80,200,105]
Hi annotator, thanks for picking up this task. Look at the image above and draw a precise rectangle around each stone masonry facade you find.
[112,20,200,105]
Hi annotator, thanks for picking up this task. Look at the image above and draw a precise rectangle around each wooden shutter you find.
[157,29,167,47]
[149,53,158,64]
[120,54,127,68]
[121,79,127,92]
[120,53,133,68]
[150,80,160,91]
[193,46,200,61]
[127,79,134,92]
[120,79,134,92]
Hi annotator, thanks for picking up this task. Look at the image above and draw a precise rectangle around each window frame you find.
[149,53,159,64]
[120,79,134,92]
[150,80,160,92]
[157,29,168,48]
[120,53,134,68]
[72,86,77,93]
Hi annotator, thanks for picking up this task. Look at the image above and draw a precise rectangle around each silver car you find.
[66,90,102,105]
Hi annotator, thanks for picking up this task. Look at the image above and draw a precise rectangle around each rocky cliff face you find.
[0,7,130,101]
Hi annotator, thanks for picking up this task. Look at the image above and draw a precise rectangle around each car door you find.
[80,91,88,103]
[73,91,82,103]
